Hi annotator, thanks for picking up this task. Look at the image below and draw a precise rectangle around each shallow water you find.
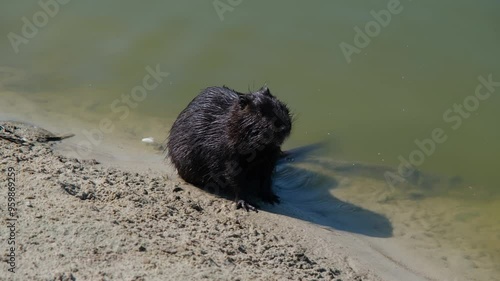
[1,1,499,280]
[273,147,500,280]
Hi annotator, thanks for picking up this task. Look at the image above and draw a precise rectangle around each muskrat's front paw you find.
[236,200,259,212]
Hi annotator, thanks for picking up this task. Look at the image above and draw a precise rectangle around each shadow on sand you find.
[262,144,394,238]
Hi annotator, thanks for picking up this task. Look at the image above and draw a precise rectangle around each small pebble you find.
[141,137,155,144]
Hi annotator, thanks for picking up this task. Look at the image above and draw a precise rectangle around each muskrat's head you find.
[234,86,292,147]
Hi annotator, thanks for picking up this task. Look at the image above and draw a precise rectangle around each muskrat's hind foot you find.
[236,200,259,213]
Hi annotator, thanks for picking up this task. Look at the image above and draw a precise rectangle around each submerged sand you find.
[0,118,444,281]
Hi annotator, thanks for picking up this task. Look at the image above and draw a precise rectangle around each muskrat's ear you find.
[239,95,251,109]
[259,86,271,96]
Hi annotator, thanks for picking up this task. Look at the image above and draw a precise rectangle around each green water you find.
[1,1,499,279]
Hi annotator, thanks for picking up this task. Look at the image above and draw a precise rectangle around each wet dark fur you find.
[167,86,292,206]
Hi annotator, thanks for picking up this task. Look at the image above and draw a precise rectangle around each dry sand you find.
[0,117,447,281]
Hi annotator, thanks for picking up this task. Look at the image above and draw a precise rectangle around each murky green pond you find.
[1,1,499,280]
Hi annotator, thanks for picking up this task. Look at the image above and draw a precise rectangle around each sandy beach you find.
[0,120,374,281]
[0,109,452,281]
[2,90,488,281]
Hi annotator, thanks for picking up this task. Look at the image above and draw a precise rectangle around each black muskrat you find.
[166,86,292,211]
